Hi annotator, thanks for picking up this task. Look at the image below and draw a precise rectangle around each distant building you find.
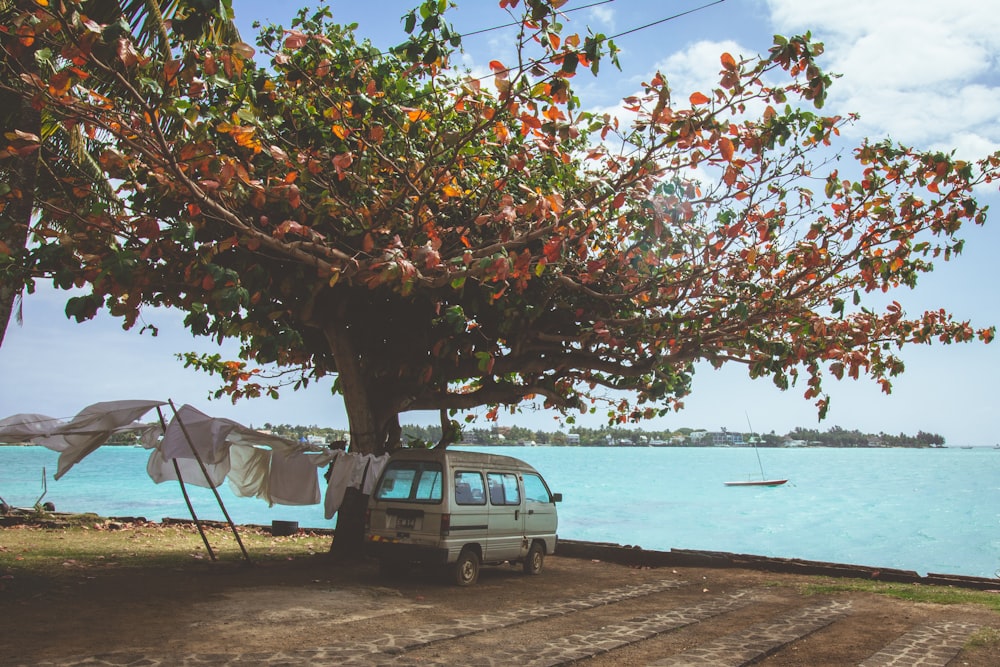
[707,431,746,446]
[566,433,581,445]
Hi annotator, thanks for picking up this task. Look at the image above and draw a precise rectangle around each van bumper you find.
[365,537,449,565]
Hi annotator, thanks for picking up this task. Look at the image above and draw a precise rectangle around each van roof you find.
[387,447,539,473]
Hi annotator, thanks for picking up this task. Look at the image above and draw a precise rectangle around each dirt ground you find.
[2,539,999,666]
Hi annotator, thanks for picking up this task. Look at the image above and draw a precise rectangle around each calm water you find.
[2,445,998,578]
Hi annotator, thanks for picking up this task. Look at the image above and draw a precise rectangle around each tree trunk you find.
[0,1,41,349]
[323,315,385,561]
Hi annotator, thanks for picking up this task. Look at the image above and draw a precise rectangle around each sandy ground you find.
[2,538,999,666]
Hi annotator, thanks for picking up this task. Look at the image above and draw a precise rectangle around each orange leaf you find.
[16,24,35,47]
[689,91,711,106]
[720,52,737,71]
[719,137,734,162]
[406,109,430,122]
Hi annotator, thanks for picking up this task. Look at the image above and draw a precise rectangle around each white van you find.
[364,448,561,585]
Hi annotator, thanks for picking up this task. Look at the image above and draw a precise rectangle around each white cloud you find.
[587,5,616,30]
[765,0,1000,157]
[651,39,747,98]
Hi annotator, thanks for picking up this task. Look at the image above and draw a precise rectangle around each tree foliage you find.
[1,0,996,459]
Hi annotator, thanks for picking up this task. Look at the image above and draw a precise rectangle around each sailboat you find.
[724,419,787,487]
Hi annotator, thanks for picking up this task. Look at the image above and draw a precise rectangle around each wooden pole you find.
[156,407,216,561]
[167,400,253,565]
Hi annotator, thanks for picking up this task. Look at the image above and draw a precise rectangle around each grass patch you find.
[801,578,1000,612]
[968,626,1000,649]
[0,516,332,575]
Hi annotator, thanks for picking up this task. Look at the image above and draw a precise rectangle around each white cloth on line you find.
[324,452,389,518]
[42,400,166,479]
[269,450,326,506]
[226,444,272,500]
[146,447,231,488]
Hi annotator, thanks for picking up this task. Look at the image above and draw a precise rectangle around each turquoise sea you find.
[2,445,998,579]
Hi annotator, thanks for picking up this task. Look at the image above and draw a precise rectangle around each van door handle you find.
[514,510,519,520]
[528,509,534,515]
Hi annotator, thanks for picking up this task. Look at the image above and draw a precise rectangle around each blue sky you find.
[2,0,998,444]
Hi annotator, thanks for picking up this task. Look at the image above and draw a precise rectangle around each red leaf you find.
[283,30,308,50]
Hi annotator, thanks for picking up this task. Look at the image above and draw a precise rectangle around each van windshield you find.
[375,461,443,502]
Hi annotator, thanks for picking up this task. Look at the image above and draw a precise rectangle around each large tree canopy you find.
[1,0,996,457]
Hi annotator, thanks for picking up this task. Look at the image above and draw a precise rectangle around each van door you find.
[484,471,524,561]
[522,472,557,545]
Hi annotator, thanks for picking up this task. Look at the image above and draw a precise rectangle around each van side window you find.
[487,472,520,506]
[375,461,443,502]
[454,471,486,505]
[522,473,552,503]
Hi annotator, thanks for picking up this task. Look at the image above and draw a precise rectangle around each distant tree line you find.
[403,425,945,447]
[788,426,945,448]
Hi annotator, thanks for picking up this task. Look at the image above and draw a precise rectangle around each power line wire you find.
[608,0,726,40]
[459,0,730,92]
[462,0,617,38]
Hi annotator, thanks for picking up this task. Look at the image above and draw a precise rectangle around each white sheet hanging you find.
[42,400,166,480]
[323,452,389,518]
[146,447,231,488]
[0,413,66,444]
[269,450,327,506]
[159,404,239,465]
[226,444,272,500]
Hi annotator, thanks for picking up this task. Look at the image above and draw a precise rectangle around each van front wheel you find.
[452,548,480,586]
[523,542,544,575]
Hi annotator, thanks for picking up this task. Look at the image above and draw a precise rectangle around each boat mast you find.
[746,413,766,479]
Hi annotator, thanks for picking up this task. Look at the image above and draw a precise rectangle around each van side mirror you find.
[551,492,562,503]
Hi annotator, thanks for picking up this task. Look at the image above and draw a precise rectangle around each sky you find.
[1,0,998,444]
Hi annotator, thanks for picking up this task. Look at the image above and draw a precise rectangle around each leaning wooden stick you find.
[167,400,252,564]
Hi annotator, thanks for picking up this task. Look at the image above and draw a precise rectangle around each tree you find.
[0,0,240,347]
[1,0,996,554]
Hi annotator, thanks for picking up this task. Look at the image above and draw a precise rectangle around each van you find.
[364,448,561,585]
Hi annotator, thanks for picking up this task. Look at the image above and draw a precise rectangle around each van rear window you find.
[375,461,443,502]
